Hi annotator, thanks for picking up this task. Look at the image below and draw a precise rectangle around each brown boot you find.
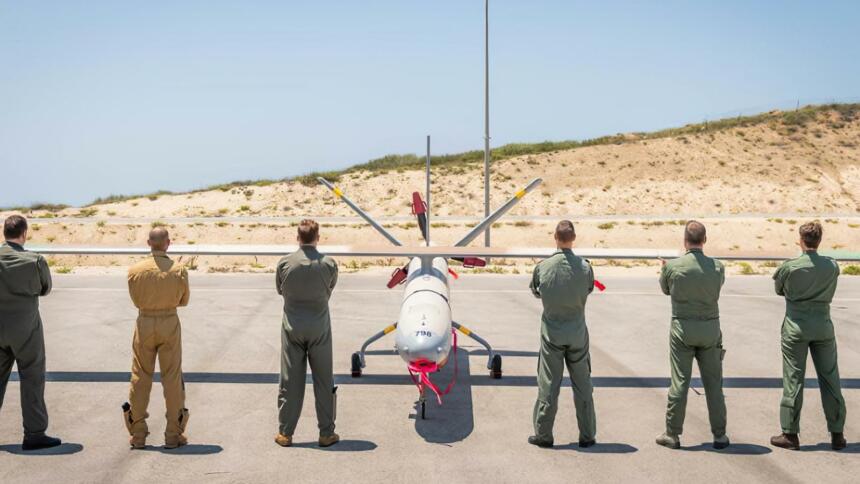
[164,433,188,449]
[832,433,847,451]
[319,433,340,448]
[129,432,148,450]
[274,434,292,447]
[770,433,799,450]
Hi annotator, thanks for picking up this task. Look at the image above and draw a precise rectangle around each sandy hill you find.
[6,104,859,220]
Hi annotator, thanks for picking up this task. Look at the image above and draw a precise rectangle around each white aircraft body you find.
[316,176,549,416]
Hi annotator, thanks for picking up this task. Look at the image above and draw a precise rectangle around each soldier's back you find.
[778,253,839,304]
[277,247,337,332]
[535,250,593,332]
[127,253,187,310]
[664,250,723,321]
[0,243,47,316]
[776,252,839,328]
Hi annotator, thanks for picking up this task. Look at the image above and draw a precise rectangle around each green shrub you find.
[738,262,757,275]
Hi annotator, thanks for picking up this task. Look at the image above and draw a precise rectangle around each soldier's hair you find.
[554,220,576,243]
[684,220,707,245]
[148,227,170,250]
[298,219,320,244]
[799,221,823,249]
[3,215,28,240]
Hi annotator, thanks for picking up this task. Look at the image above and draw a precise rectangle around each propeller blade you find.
[412,192,428,241]
[387,265,409,288]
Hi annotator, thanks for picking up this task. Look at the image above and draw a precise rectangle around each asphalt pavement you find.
[1,273,858,483]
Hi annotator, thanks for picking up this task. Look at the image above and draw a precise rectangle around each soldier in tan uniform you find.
[0,215,62,450]
[123,227,190,449]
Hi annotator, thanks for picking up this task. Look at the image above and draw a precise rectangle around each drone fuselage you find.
[394,256,453,368]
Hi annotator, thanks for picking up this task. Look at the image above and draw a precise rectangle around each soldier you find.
[655,221,729,450]
[123,227,190,450]
[274,219,339,448]
[0,215,62,450]
[771,221,846,451]
[528,220,596,448]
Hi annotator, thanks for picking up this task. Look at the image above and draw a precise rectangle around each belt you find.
[138,308,178,316]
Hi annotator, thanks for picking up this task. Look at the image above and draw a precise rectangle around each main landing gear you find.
[349,321,502,380]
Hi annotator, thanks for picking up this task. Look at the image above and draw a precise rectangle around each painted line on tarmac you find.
[11,371,860,388]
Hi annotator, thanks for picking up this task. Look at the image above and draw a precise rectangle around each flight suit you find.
[529,249,596,443]
[659,249,727,437]
[774,251,845,434]
[0,241,52,438]
[126,251,190,440]
[276,245,338,437]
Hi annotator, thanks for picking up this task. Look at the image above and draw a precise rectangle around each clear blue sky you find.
[1,1,858,207]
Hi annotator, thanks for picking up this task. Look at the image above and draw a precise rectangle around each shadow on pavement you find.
[411,349,474,445]
[555,442,638,453]
[684,443,772,455]
[291,440,377,452]
[799,442,860,453]
[142,444,224,455]
[470,349,539,358]
[0,443,84,456]
[20,371,860,389]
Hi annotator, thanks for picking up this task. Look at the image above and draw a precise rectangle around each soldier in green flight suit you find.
[770,221,847,451]
[0,215,62,450]
[274,219,340,448]
[528,220,596,448]
[655,221,730,450]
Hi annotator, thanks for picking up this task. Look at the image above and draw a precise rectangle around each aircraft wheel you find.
[351,352,362,378]
[490,354,502,379]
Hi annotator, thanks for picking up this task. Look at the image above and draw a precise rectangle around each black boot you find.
[832,433,847,451]
[578,439,596,448]
[527,435,553,448]
[770,433,799,450]
[22,434,62,451]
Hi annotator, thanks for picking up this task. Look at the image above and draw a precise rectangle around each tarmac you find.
[1,273,858,483]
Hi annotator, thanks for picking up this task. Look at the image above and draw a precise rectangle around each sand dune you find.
[3,105,859,274]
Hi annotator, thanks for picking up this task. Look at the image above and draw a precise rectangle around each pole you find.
[426,135,431,247]
[483,0,491,248]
